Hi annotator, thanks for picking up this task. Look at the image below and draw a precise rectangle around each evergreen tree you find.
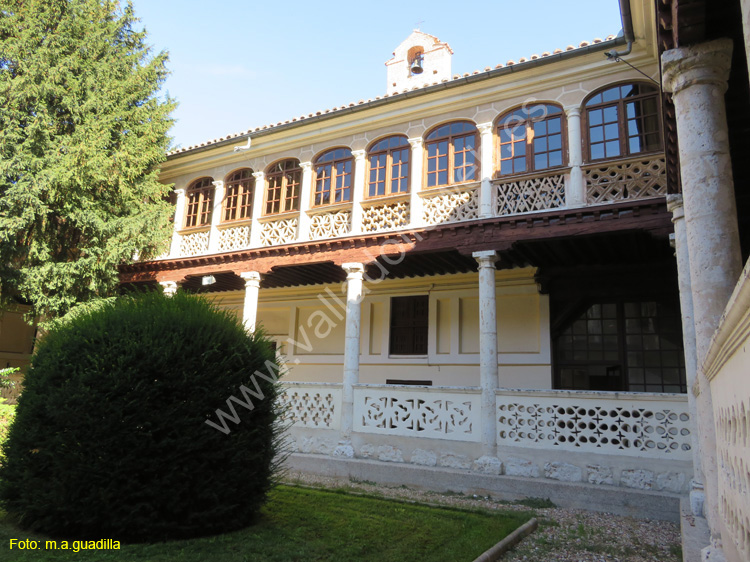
[0,0,176,318]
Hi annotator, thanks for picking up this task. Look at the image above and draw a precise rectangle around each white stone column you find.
[667,194,705,516]
[169,188,186,257]
[336,262,364,458]
[239,271,262,332]
[472,250,502,474]
[663,38,743,539]
[297,161,313,241]
[477,122,494,218]
[249,171,265,247]
[408,137,424,228]
[207,180,225,254]
[160,281,179,297]
[350,150,366,235]
[564,106,586,207]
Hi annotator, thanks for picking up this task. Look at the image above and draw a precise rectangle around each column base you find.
[472,455,502,475]
[690,483,705,517]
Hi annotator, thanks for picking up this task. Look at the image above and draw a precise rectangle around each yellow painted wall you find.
[212,269,552,389]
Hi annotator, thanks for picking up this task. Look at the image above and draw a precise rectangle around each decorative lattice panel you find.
[354,387,481,442]
[716,398,750,561]
[178,230,210,257]
[309,210,351,239]
[495,174,565,216]
[496,393,692,459]
[422,187,479,225]
[260,217,298,246]
[217,225,251,252]
[585,157,667,204]
[280,385,341,429]
[362,201,410,233]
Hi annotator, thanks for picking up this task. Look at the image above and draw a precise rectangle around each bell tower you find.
[385,31,453,95]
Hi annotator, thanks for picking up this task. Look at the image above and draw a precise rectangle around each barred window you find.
[389,295,428,355]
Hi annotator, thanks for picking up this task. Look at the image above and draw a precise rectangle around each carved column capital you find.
[252,171,265,181]
[477,121,494,135]
[239,271,262,288]
[472,250,498,269]
[352,149,366,162]
[564,106,581,119]
[408,137,423,149]
[160,281,179,297]
[300,161,313,172]
[342,262,365,278]
[662,38,732,96]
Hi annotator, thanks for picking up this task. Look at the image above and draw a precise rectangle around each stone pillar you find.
[336,262,364,458]
[160,281,179,297]
[350,150,366,235]
[207,180,225,254]
[239,272,262,333]
[564,106,586,207]
[663,37,743,540]
[408,137,424,228]
[472,250,502,474]
[477,122,494,218]
[298,161,313,241]
[249,171,265,247]
[667,194,705,516]
[169,188,186,257]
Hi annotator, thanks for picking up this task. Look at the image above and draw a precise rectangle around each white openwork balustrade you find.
[217,224,251,252]
[362,200,410,233]
[421,184,480,226]
[280,383,342,430]
[584,156,667,204]
[496,389,692,460]
[309,209,351,239]
[353,384,481,442]
[494,173,566,215]
[260,217,298,246]
[162,153,668,259]
[177,229,210,257]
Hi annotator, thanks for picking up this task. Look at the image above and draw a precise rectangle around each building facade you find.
[121,0,698,514]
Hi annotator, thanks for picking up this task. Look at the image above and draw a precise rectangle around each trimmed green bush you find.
[0,291,282,541]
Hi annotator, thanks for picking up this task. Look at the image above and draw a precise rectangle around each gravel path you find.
[282,471,682,562]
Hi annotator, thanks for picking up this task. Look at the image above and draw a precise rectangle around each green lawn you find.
[0,485,530,561]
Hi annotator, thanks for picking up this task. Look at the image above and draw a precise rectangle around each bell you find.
[410,55,424,75]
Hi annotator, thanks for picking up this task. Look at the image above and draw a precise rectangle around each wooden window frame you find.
[366,136,410,199]
[184,177,214,228]
[313,148,353,207]
[389,295,429,355]
[423,121,479,189]
[264,159,301,216]
[222,168,254,223]
[583,82,663,163]
[496,104,566,177]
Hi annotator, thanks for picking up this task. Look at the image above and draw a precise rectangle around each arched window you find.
[424,121,478,188]
[314,148,353,206]
[584,83,662,161]
[497,104,564,176]
[222,169,254,222]
[367,136,410,197]
[265,159,301,215]
[184,177,214,228]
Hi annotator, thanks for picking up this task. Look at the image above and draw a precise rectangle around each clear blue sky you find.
[130,1,623,150]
